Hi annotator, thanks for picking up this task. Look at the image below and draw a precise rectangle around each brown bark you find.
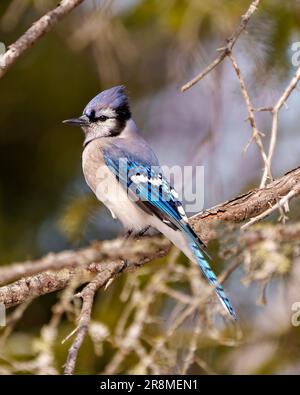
[1,165,300,309]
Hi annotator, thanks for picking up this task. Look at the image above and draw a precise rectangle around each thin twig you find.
[0,0,85,79]
[0,299,33,346]
[64,261,125,375]
[260,65,300,187]
[228,53,271,179]
[241,188,299,230]
[181,312,202,374]
[181,0,261,92]
[1,165,300,309]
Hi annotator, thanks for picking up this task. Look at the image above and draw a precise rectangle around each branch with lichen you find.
[1,164,300,310]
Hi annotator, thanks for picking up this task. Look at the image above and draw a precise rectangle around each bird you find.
[63,85,236,320]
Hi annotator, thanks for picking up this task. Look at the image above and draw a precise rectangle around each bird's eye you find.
[88,110,96,122]
[98,115,108,122]
[86,110,109,123]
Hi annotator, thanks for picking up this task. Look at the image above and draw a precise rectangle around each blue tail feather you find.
[187,233,237,320]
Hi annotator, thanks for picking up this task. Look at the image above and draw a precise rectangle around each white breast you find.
[82,140,150,231]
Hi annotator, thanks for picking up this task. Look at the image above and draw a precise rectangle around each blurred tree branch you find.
[258,64,300,188]
[181,0,300,204]
[63,265,125,375]
[0,237,171,309]
[0,0,85,79]
[0,163,300,375]
[181,1,269,180]
[2,164,300,374]
[1,164,300,310]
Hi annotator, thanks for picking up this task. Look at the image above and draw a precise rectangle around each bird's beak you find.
[63,115,89,126]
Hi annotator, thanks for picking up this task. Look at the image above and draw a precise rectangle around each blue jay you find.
[63,86,236,319]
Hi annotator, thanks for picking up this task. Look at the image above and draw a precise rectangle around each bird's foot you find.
[124,229,134,240]
[136,225,151,238]
[119,259,128,273]
[122,226,151,242]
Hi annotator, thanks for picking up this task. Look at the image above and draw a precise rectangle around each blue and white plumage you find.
[63,86,236,320]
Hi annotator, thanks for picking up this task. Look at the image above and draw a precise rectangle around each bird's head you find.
[63,85,131,145]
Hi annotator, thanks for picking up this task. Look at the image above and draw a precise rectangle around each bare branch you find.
[1,165,299,374]
[0,238,171,308]
[190,165,300,240]
[241,188,299,230]
[181,0,261,92]
[228,53,271,179]
[0,267,91,309]
[180,0,300,197]
[64,262,125,375]
[1,165,300,310]
[0,244,103,286]
[260,65,300,187]
[0,0,85,79]
[180,0,300,199]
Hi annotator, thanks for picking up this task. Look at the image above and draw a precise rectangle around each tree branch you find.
[180,0,300,191]
[1,164,299,375]
[0,238,171,309]
[64,264,126,375]
[1,165,300,309]
[0,0,85,79]
[259,64,300,187]
[228,52,271,181]
[189,165,300,241]
[181,0,261,92]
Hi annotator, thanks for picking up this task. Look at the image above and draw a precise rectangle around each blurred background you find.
[1,0,300,374]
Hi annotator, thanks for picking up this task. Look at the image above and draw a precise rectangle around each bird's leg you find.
[122,226,151,244]
[117,259,128,273]
[136,225,151,238]
[124,229,133,240]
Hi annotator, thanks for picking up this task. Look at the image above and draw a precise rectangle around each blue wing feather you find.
[103,150,236,319]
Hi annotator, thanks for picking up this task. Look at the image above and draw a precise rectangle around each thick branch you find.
[0,0,85,79]
[1,164,300,374]
[0,239,113,286]
[0,238,171,308]
[1,165,300,309]
[190,166,300,241]
[0,267,91,310]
